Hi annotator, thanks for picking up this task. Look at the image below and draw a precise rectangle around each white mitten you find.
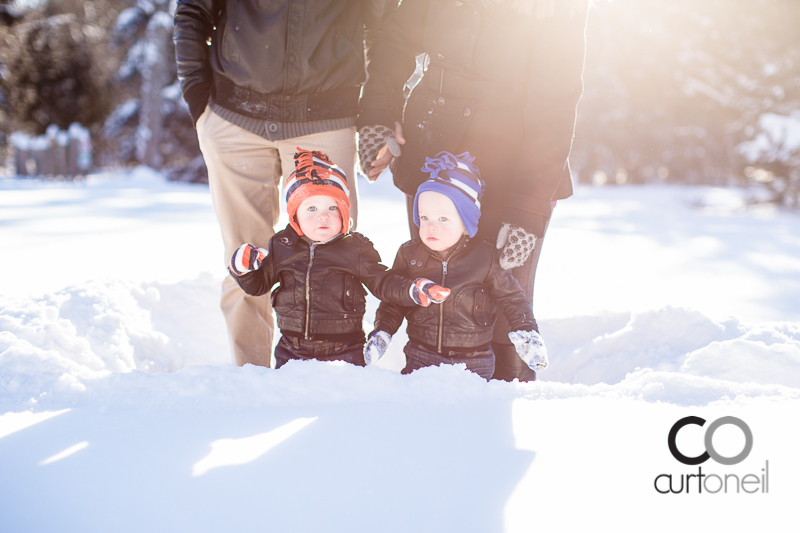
[230,244,268,276]
[508,330,548,371]
[496,223,537,270]
[364,330,392,365]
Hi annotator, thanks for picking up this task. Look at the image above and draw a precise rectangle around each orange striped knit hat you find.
[284,149,352,235]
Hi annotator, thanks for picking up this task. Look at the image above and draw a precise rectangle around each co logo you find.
[668,416,753,466]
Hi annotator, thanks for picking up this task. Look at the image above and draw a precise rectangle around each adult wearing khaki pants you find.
[174,0,396,366]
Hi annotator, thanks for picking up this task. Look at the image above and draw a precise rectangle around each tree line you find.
[0,0,798,205]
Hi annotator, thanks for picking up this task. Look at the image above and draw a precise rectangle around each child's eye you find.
[329,205,338,211]
[420,216,428,221]
[308,206,317,212]
[439,217,448,222]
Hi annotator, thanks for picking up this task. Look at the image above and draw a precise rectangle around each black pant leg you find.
[491,214,551,382]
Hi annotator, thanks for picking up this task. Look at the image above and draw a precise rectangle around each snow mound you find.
[543,306,800,389]
[0,275,228,406]
[3,278,799,412]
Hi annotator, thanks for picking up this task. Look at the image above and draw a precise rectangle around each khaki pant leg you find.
[197,107,280,367]
[277,127,359,230]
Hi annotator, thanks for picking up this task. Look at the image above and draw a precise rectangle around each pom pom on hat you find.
[412,151,485,238]
[285,149,352,236]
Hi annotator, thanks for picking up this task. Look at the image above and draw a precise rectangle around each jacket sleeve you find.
[230,239,279,297]
[502,5,588,236]
[173,0,220,125]
[373,247,414,336]
[485,250,535,333]
[356,237,415,307]
[358,0,426,130]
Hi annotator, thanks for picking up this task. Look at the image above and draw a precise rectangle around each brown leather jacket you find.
[233,225,414,342]
[375,236,535,353]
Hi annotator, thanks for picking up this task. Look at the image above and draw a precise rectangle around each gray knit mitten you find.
[496,223,537,270]
[358,125,402,180]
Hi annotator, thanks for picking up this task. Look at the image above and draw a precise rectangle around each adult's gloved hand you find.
[496,223,537,270]
[358,122,404,180]
[230,244,268,276]
[508,330,548,371]
[364,330,392,365]
[410,278,451,307]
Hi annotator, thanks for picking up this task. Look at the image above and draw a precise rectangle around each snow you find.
[117,40,144,80]
[115,7,144,34]
[148,10,174,31]
[101,99,141,138]
[1,169,798,531]
[738,111,800,164]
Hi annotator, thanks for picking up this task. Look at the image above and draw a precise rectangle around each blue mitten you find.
[364,330,392,365]
[508,330,548,371]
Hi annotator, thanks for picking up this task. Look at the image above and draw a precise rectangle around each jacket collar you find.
[302,232,345,247]
[283,223,346,248]
[280,224,350,248]
[414,234,472,264]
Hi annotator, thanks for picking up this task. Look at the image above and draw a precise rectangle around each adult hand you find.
[230,244,268,276]
[508,330,548,371]
[368,122,405,180]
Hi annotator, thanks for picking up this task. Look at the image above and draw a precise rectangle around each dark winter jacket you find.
[375,236,535,353]
[174,0,395,127]
[358,0,588,238]
[233,225,414,342]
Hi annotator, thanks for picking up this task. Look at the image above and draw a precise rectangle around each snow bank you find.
[3,276,798,413]
[1,173,799,532]
[2,172,798,415]
[0,275,228,408]
[543,306,799,388]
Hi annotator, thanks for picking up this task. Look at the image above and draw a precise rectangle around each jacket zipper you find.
[304,243,317,339]
[431,234,470,354]
[437,260,448,353]
[299,233,342,340]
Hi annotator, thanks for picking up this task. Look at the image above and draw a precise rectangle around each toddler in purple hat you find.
[365,151,548,379]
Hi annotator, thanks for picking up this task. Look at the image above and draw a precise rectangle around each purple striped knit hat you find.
[412,151,485,238]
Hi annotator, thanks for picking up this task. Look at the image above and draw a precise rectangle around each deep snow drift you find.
[1,168,798,532]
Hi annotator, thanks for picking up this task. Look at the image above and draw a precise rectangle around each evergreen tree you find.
[573,0,800,203]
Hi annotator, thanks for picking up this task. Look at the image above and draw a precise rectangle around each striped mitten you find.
[230,244,268,276]
[410,278,451,307]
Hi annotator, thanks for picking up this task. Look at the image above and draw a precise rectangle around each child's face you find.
[418,191,467,255]
[296,195,343,242]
